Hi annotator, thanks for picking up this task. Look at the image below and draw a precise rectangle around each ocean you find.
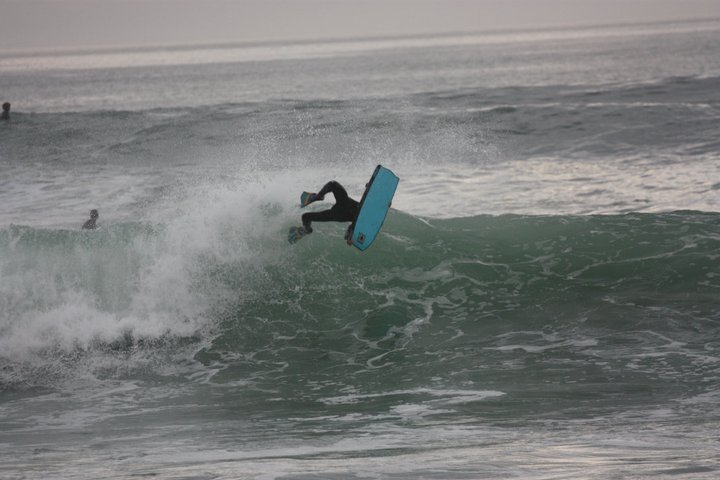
[1,19,719,479]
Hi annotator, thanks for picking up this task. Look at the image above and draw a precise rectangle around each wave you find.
[2,208,718,389]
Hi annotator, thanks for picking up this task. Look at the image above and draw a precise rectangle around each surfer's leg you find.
[301,208,342,233]
[318,181,349,204]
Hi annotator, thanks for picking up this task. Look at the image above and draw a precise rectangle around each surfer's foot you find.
[301,192,318,208]
[288,226,301,244]
[288,225,312,244]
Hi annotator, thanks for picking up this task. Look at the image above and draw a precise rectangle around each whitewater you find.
[1,19,719,479]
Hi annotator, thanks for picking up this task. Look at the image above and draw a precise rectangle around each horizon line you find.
[1,15,718,58]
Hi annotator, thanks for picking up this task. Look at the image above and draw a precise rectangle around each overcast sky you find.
[2,0,719,51]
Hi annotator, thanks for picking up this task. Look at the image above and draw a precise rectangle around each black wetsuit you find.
[302,181,359,232]
[82,218,97,230]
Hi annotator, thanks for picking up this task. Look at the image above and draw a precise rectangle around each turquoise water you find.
[1,19,720,479]
[2,212,719,478]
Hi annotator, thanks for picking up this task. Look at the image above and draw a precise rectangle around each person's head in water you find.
[1,102,9,120]
[82,209,99,229]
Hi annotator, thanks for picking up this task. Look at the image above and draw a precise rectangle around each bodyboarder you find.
[289,180,358,244]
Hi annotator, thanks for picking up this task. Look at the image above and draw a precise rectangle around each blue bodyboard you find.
[349,165,399,251]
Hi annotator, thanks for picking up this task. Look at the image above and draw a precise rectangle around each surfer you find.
[1,102,10,120]
[290,181,359,243]
[82,209,99,230]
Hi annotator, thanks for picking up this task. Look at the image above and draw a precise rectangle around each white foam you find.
[0,173,313,382]
[319,387,505,406]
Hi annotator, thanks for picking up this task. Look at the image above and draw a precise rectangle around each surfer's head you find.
[2,102,9,112]
[90,209,99,219]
